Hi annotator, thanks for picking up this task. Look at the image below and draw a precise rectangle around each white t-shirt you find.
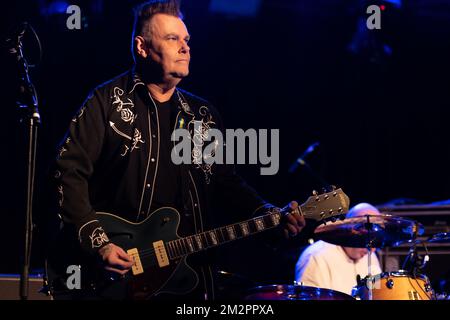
[295,240,382,296]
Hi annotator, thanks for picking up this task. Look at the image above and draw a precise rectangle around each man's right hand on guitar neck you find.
[98,243,134,275]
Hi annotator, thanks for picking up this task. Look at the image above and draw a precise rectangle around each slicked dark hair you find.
[131,0,183,61]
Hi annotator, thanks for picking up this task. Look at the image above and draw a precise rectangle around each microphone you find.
[4,22,41,123]
[4,22,28,55]
[288,142,319,174]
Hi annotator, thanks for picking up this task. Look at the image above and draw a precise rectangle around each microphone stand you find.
[365,215,374,300]
[401,222,432,292]
[288,142,331,190]
[13,23,41,300]
[298,161,331,191]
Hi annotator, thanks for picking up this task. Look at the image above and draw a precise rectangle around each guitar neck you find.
[165,210,283,260]
[163,188,349,260]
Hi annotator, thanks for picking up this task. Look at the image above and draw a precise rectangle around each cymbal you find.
[314,214,424,248]
[428,232,450,243]
[244,284,354,300]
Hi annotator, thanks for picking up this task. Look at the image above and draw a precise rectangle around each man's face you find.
[145,13,190,80]
[343,247,374,262]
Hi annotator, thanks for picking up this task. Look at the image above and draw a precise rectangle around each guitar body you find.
[47,208,199,300]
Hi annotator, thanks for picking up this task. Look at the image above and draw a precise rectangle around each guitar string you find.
[134,227,254,257]
[132,227,272,262]
[124,206,323,260]
[126,208,325,261]
[132,218,284,260]
[133,216,282,257]
[129,231,240,261]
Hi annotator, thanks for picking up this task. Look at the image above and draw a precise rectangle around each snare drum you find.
[352,270,434,300]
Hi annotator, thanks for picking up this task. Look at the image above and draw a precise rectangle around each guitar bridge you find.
[127,248,144,275]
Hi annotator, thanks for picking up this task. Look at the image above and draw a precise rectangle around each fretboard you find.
[165,210,282,259]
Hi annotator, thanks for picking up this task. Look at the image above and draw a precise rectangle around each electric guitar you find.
[47,188,349,299]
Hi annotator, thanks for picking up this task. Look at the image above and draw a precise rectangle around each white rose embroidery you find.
[120,108,136,124]
[112,86,137,125]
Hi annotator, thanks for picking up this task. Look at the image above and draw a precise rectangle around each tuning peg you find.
[331,185,337,191]
[312,190,320,201]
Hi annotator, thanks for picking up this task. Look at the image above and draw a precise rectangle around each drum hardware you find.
[351,230,450,300]
[313,214,425,248]
[428,232,450,244]
[313,214,439,300]
[352,270,434,300]
[402,239,430,275]
[244,284,355,300]
[246,216,446,300]
[386,279,394,289]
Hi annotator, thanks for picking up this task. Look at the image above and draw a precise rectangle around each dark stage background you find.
[1,0,450,297]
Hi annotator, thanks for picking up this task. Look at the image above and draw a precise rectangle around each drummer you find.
[294,203,383,296]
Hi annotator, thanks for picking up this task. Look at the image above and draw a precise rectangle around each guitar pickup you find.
[127,248,144,275]
[153,240,170,268]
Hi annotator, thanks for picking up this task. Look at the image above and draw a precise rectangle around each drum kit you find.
[245,215,450,300]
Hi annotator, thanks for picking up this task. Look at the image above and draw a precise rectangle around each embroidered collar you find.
[126,67,146,94]
[128,66,194,116]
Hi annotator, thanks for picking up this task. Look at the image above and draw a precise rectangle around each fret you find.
[181,239,188,255]
[183,238,190,254]
[180,238,187,255]
[200,231,211,248]
[186,237,194,253]
[270,213,280,226]
[226,225,236,240]
[194,234,203,250]
[171,240,177,257]
[166,242,174,259]
[217,229,223,243]
[201,232,207,246]
[233,223,243,237]
[216,228,226,243]
[239,222,250,236]
[169,241,177,258]
[254,217,265,231]
[167,212,285,258]
[208,230,218,245]
[174,241,180,256]
[174,240,182,256]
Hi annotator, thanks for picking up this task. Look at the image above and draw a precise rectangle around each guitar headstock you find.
[299,187,350,222]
